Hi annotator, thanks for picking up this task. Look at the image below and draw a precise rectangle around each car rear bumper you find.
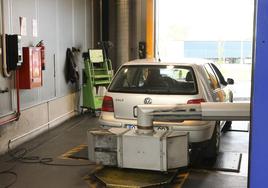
[99,112,215,143]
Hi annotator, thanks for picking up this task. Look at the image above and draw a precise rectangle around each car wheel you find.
[203,121,220,160]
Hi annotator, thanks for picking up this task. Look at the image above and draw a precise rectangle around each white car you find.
[99,59,234,159]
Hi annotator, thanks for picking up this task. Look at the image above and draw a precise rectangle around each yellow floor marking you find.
[170,172,189,188]
[60,144,87,160]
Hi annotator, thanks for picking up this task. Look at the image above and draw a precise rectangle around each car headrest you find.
[186,72,193,82]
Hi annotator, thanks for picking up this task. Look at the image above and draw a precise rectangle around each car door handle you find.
[133,106,138,118]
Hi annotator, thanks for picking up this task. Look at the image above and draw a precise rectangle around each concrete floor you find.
[0,115,249,188]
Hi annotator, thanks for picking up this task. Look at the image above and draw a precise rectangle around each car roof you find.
[123,58,212,66]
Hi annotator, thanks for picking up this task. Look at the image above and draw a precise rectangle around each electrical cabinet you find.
[6,34,23,71]
[19,47,42,89]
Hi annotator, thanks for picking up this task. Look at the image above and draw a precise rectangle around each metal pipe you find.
[1,0,11,77]
[136,105,154,134]
[136,103,250,134]
[200,102,250,121]
[0,70,20,126]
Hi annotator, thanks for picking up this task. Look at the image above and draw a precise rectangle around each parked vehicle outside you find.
[99,59,234,159]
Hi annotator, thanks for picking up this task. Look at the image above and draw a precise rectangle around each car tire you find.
[203,121,220,160]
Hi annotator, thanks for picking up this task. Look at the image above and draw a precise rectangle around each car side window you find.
[210,63,227,86]
[204,64,220,90]
[161,68,191,82]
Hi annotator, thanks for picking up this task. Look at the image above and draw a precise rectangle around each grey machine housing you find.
[87,128,189,171]
[88,102,250,171]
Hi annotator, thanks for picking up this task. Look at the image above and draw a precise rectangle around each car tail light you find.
[187,98,206,104]
[102,96,114,112]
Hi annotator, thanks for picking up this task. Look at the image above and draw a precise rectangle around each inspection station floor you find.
[0,114,249,188]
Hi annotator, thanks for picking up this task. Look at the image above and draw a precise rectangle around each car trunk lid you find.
[107,92,201,120]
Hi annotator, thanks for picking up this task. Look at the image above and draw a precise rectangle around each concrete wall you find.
[0,0,93,155]
[0,94,76,154]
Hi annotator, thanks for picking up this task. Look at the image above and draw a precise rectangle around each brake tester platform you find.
[61,143,242,187]
[0,115,249,188]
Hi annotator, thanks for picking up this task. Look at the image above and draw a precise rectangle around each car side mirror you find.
[227,78,234,85]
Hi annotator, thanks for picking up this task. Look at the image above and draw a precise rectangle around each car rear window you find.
[109,65,198,95]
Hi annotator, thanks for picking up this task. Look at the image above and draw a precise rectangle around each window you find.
[156,0,254,64]
[204,64,220,90]
[210,63,227,86]
[109,65,197,95]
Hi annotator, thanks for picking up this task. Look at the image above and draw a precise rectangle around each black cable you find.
[0,164,17,188]
[6,115,86,162]
[7,137,96,167]
[0,115,97,188]
[6,116,97,167]
[40,159,96,167]
[0,171,18,188]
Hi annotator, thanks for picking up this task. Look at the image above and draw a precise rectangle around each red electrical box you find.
[19,47,42,89]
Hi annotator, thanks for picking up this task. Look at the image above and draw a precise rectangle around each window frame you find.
[108,64,199,95]
[210,63,228,86]
[203,63,221,90]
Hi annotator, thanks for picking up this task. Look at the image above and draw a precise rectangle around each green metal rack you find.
[82,49,113,114]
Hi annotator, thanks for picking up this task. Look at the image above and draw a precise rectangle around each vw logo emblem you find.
[144,97,152,104]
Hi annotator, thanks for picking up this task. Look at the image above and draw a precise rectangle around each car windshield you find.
[109,65,198,95]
